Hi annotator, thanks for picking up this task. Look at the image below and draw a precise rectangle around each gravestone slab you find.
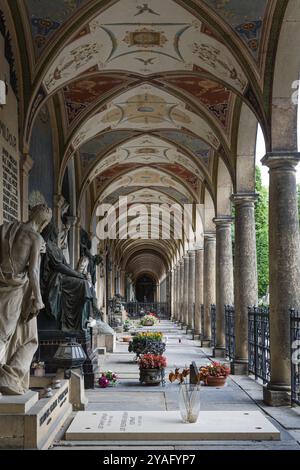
[66,410,280,441]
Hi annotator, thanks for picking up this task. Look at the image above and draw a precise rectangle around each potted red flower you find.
[138,354,167,386]
[199,361,230,387]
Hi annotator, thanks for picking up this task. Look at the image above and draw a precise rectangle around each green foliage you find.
[255,166,269,298]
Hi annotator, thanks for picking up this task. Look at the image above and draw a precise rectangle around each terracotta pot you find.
[143,320,154,326]
[139,368,162,386]
[122,336,131,343]
[205,375,227,387]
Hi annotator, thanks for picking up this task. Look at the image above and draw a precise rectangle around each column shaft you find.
[183,255,189,326]
[214,218,234,357]
[203,235,216,346]
[231,194,258,375]
[179,260,185,324]
[188,251,196,329]
[194,249,204,336]
[262,154,300,405]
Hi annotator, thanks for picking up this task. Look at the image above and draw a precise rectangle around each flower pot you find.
[34,368,45,377]
[139,368,162,386]
[205,376,227,387]
[143,320,154,326]
[122,336,131,343]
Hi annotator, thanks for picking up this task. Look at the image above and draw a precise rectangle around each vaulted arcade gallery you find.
[0,0,300,452]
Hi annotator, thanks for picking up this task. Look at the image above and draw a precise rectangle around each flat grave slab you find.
[66,410,280,441]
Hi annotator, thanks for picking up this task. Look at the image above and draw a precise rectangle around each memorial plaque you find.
[66,410,280,441]
[2,146,19,222]
[0,34,20,225]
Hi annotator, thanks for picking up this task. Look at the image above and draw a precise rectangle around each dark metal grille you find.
[124,302,170,319]
[248,306,270,384]
[291,309,300,406]
[225,305,235,360]
[210,304,216,349]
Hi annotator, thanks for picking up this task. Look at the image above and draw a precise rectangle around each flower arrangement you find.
[128,332,166,356]
[140,314,158,327]
[98,370,118,388]
[31,361,45,370]
[138,354,167,370]
[134,332,163,341]
[123,319,133,332]
[199,361,230,383]
[31,361,45,377]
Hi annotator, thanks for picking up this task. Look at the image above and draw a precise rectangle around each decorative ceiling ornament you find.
[42,0,247,94]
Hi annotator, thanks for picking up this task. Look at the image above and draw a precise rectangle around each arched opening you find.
[135,274,157,302]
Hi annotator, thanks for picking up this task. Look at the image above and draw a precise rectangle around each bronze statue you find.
[41,223,94,332]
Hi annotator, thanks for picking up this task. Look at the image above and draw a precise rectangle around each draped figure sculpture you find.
[40,223,94,333]
[0,204,52,395]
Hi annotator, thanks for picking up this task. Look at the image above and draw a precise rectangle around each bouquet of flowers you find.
[138,354,167,370]
[98,370,118,388]
[140,314,158,326]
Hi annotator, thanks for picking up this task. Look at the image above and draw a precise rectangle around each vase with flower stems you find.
[169,367,201,423]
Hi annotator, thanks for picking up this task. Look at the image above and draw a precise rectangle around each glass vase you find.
[179,384,200,423]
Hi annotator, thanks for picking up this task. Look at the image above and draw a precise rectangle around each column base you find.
[231,361,248,375]
[263,386,291,407]
[213,347,226,358]
[201,339,211,347]
[193,334,201,341]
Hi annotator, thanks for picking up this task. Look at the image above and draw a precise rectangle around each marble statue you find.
[80,228,102,286]
[41,223,94,333]
[0,204,52,395]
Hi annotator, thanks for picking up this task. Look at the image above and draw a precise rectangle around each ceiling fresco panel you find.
[42,0,248,94]
[202,0,269,59]
[25,0,91,56]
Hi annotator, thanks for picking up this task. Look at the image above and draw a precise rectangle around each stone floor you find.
[52,321,300,450]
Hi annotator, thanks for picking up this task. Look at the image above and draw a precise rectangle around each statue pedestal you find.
[0,381,71,449]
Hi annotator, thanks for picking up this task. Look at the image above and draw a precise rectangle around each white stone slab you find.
[0,391,38,414]
[66,411,280,441]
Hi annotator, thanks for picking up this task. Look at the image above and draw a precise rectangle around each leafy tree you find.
[255,166,269,298]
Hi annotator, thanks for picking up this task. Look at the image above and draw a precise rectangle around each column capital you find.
[213,216,233,227]
[20,153,34,174]
[261,151,300,171]
[188,249,196,257]
[204,232,216,242]
[230,193,258,206]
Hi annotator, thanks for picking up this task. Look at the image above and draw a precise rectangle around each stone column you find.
[65,215,78,268]
[183,255,189,326]
[231,194,258,375]
[213,217,234,357]
[176,264,180,321]
[119,269,126,298]
[262,153,300,405]
[179,259,185,324]
[171,268,175,320]
[188,250,196,330]
[203,234,216,346]
[74,220,81,269]
[194,249,204,336]
[20,153,33,222]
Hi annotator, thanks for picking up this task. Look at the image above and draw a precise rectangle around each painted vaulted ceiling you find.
[3,0,287,266]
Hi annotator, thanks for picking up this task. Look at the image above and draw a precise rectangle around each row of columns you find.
[171,162,300,406]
